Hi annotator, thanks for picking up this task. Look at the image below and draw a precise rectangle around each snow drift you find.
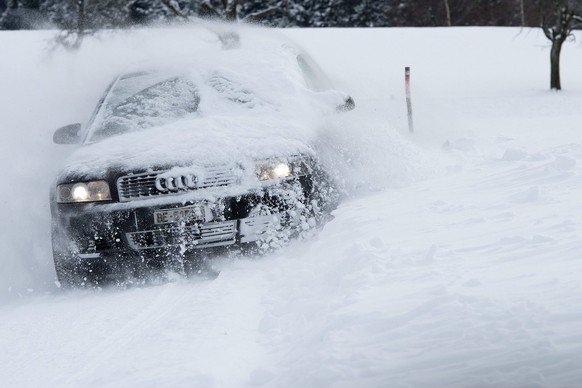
[1,24,582,388]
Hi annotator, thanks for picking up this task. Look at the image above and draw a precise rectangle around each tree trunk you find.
[444,0,451,26]
[73,0,85,49]
[225,0,238,21]
[519,0,525,27]
[77,0,85,34]
[550,38,563,90]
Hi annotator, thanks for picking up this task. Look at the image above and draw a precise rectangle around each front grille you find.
[117,166,239,202]
[117,173,158,200]
[126,221,237,250]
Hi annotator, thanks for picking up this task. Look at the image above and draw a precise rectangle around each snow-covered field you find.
[1,25,582,387]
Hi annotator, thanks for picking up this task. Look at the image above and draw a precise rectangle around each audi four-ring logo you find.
[155,174,198,192]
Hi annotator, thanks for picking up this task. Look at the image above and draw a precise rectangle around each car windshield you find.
[87,72,201,142]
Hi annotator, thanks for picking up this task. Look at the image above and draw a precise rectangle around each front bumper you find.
[127,213,282,250]
[51,180,308,266]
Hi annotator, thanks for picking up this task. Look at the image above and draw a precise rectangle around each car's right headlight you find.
[256,160,293,181]
[57,181,112,203]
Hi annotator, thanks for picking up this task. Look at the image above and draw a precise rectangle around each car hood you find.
[58,115,316,181]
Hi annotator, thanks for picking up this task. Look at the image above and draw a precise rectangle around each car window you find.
[88,74,200,142]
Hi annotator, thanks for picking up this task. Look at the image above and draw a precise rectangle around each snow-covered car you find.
[50,32,354,286]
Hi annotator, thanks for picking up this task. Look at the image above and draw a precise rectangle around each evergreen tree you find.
[0,0,575,30]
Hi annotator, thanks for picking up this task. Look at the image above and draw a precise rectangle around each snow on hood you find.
[59,115,316,179]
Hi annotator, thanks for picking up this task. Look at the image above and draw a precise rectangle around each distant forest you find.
[0,0,572,30]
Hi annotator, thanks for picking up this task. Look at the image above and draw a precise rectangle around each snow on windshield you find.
[78,37,334,150]
[89,73,200,142]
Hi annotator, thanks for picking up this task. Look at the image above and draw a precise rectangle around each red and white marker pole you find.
[405,66,414,133]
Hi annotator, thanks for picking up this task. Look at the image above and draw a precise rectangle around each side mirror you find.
[337,96,355,112]
[315,90,356,113]
[53,123,82,144]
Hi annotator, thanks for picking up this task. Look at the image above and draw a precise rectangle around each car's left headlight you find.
[57,180,112,203]
[256,160,293,181]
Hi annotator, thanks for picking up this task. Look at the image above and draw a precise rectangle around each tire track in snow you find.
[52,282,201,388]
[44,263,271,388]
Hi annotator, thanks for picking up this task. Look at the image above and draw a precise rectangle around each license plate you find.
[154,205,205,225]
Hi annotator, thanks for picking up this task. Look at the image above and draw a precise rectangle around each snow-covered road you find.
[1,26,582,387]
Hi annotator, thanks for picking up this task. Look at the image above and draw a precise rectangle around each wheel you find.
[53,253,115,288]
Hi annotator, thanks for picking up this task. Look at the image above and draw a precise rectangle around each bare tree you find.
[199,0,288,23]
[50,0,85,50]
[541,0,582,90]
[49,0,129,50]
